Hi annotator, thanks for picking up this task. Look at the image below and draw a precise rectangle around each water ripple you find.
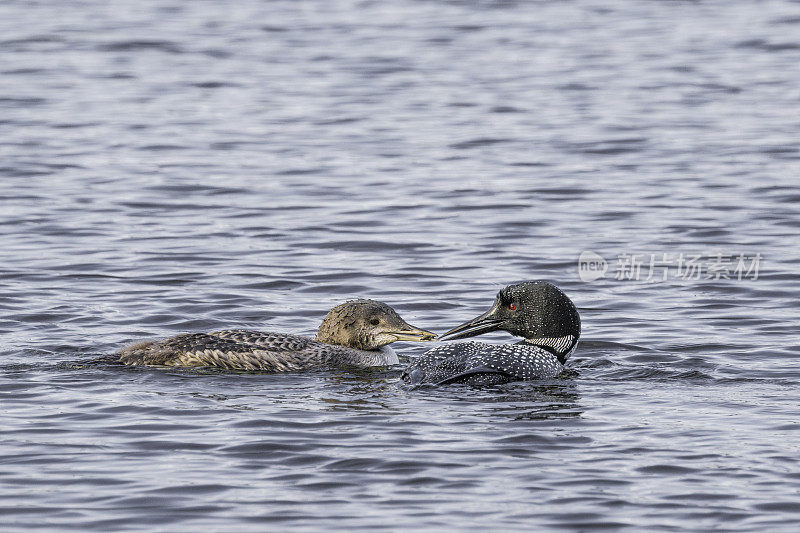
[1,0,799,530]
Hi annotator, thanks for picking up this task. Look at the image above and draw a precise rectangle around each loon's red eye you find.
[508,303,517,310]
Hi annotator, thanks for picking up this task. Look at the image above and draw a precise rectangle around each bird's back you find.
[401,341,564,386]
[118,329,331,371]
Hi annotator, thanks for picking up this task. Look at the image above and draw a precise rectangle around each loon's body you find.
[119,299,434,371]
[402,281,580,386]
[119,330,402,371]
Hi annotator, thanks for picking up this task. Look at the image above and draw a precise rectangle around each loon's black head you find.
[316,299,436,351]
[438,281,581,362]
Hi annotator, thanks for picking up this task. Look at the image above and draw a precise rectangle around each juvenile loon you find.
[401,281,580,386]
[118,299,435,371]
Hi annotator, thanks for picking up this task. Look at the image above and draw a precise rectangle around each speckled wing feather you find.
[402,341,564,386]
[118,330,328,371]
[401,342,496,385]
[209,329,312,351]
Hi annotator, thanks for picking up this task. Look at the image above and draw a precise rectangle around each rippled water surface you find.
[2,0,800,530]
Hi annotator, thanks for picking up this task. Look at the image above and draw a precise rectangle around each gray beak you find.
[437,304,504,341]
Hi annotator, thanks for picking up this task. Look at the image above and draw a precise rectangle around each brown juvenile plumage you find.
[117,299,434,371]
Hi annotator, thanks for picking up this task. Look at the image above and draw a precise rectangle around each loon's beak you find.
[438,304,504,341]
[388,325,437,342]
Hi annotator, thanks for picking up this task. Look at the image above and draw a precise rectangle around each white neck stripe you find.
[525,334,575,354]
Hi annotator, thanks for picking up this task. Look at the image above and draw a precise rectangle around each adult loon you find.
[401,281,580,386]
[118,299,435,371]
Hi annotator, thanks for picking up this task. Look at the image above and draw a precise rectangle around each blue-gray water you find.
[2,0,800,531]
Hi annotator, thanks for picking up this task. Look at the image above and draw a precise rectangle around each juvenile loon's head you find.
[316,299,436,351]
[438,281,581,361]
